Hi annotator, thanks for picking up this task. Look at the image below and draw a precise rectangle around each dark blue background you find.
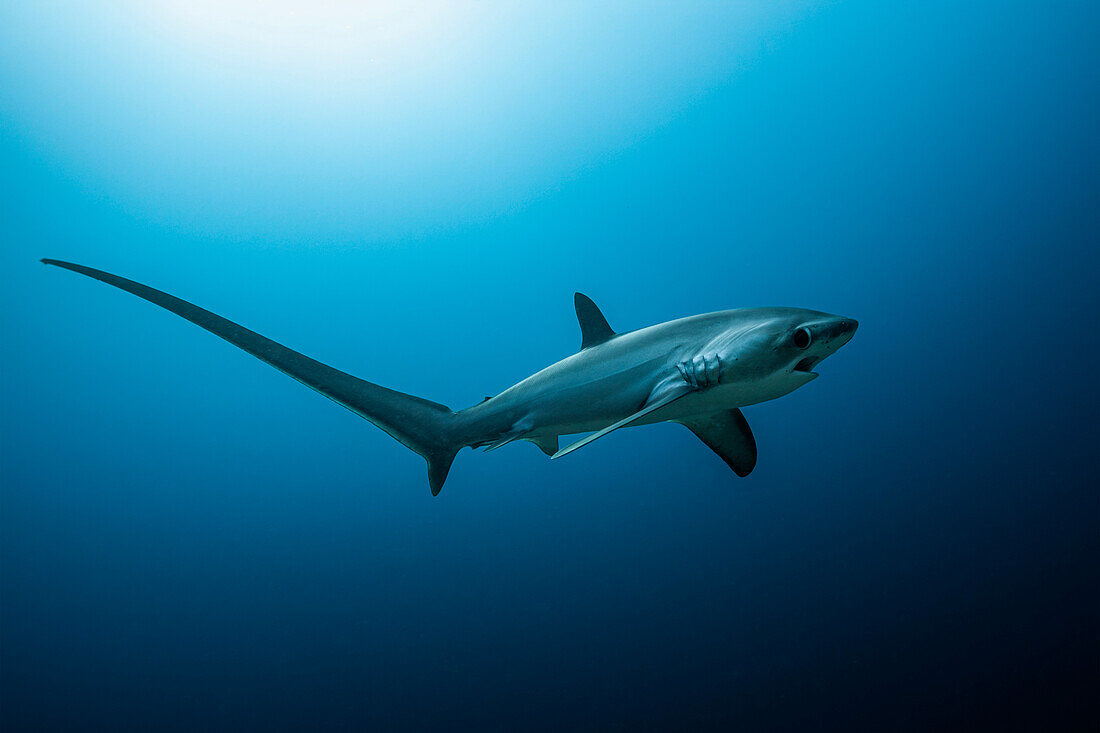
[3,2,1097,729]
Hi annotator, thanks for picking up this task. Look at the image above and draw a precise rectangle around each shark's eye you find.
[793,327,812,349]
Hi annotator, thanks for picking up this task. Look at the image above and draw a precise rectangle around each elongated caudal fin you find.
[42,259,464,495]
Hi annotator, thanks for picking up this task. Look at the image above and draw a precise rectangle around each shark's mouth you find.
[793,356,820,374]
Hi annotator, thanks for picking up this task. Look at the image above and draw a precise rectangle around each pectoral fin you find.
[679,409,757,477]
[552,383,693,459]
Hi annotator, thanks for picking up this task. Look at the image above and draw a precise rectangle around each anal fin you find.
[483,433,521,452]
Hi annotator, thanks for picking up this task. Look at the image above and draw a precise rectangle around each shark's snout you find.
[834,317,858,346]
[818,314,858,352]
[789,315,858,375]
[815,316,858,346]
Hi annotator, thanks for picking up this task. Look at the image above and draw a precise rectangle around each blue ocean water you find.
[2,1,1097,729]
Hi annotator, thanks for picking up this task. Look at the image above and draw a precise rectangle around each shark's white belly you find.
[526,371,808,439]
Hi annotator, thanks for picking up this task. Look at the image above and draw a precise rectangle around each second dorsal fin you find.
[574,292,615,350]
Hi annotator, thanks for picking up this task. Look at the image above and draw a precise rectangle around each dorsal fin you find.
[574,292,615,350]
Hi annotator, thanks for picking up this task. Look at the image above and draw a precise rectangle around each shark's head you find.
[778,310,859,378]
[707,307,858,405]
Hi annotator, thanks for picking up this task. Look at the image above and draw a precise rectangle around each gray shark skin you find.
[42,260,857,495]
